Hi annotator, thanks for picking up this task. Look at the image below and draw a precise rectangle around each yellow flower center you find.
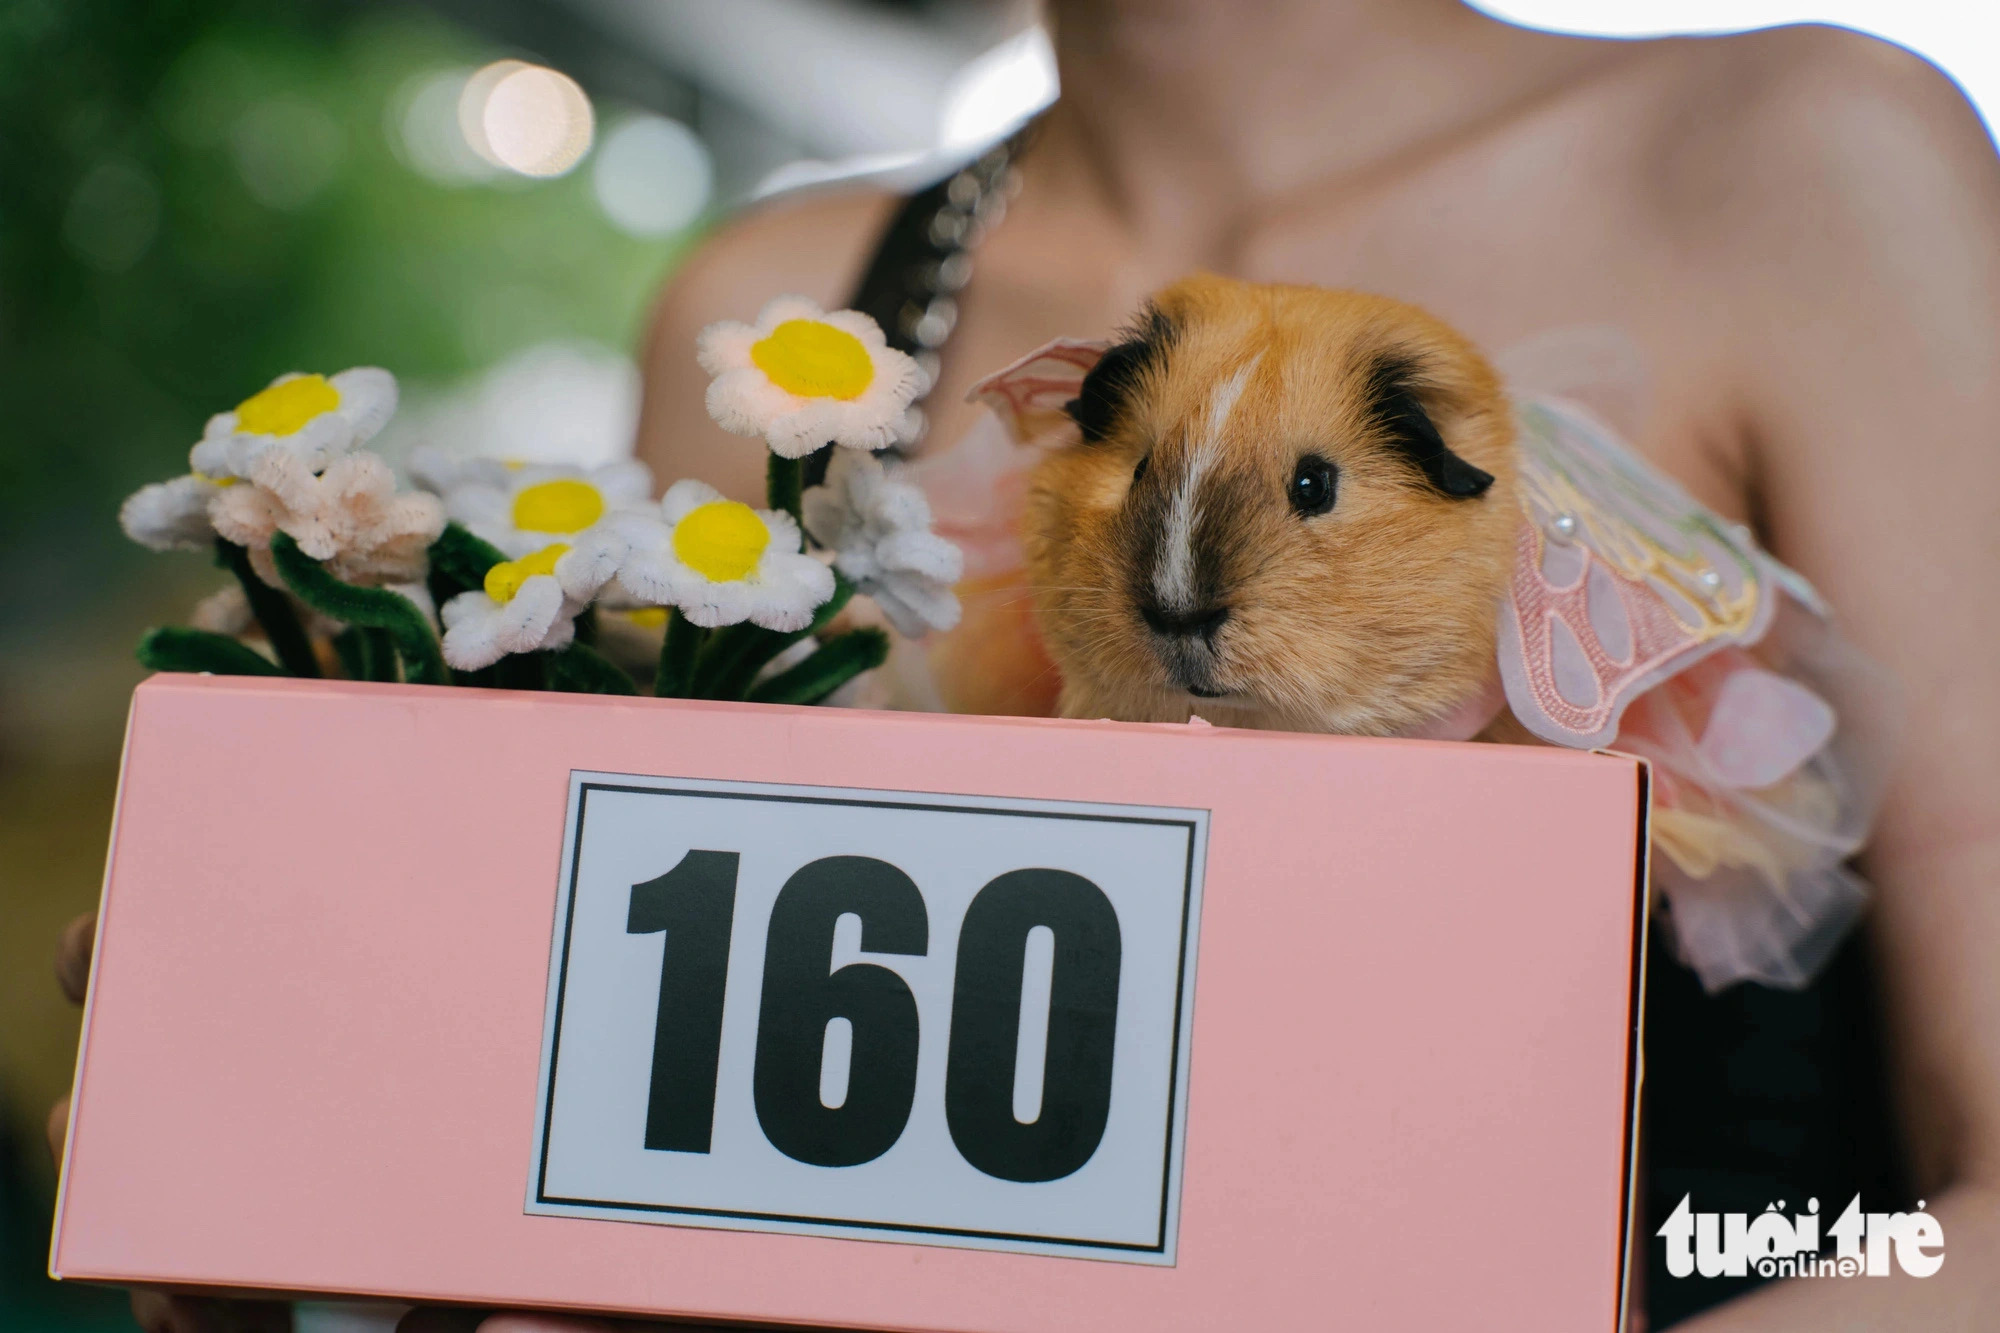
[236,374,340,436]
[512,478,604,534]
[484,543,569,603]
[622,606,669,628]
[673,500,769,582]
[750,319,874,400]
[193,471,236,487]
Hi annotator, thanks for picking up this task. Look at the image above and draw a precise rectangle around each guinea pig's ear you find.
[1065,305,1176,443]
[1364,355,1495,499]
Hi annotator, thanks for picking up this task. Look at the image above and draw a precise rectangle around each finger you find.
[130,1292,188,1333]
[131,1293,292,1333]
[56,912,97,1004]
[45,1095,70,1163]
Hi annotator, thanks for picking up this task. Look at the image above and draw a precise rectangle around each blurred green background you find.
[0,0,1033,1323]
[0,4,681,1327]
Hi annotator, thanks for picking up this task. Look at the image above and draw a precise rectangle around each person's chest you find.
[915,113,1757,528]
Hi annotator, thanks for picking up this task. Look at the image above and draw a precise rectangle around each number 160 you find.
[626,851,1124,1184]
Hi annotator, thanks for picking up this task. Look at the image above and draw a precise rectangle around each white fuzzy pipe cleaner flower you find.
[803,451,963,637]
[190,368,398,480]
[698,297,925,458]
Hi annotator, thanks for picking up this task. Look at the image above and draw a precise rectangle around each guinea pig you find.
[1023,274,1519,735]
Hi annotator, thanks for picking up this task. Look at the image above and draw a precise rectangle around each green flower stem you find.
[215,540,320,678]
[332,627,399,682]
[767,452,804,532]
[548,642,640,695]
[691,571,856,700]
[428,521,507,594]
[137,626,285,677]
[655,608,706,698]
[270,532,448,685]
[746,627,889,706]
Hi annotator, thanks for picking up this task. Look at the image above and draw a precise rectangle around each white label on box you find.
[527,771,1208,1264]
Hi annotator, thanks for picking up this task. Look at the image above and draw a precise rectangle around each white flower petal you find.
[694,320,759,376]
[819,308,890,348]
[554,528,628,601]
[201,410,240,444]
[743,551,836,631]
[870,568,962,636]
[876,529,964,582]
[754,294,828,329]
[328,367,398,443]
[590,458,655,505]
[660,478,726,522]
[121,474,222,551]
[441,591,508,670]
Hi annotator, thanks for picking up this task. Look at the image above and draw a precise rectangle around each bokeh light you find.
[462,60,595,179]
[391,66,500,184]
[591,114,714,236]
[230,96,346,210]
[61,160,162,273]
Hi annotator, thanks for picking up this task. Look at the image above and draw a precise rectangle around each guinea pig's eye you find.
[1132,453,1150,486]
[1289,454,1337,517]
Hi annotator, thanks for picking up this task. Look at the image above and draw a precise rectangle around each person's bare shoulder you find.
[1632,24,2000,260]
[636,187,899,500]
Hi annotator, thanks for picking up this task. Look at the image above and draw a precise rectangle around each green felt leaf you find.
[548,642,640,695]
[137,627,284,677]
[746,627,888,706]
[214,540,320,678]
[270,532,448,685]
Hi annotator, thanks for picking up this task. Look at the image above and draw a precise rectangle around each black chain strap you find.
[809,135,1026,486]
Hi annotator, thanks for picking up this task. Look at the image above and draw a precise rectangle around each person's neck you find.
[1035,0,1596,253]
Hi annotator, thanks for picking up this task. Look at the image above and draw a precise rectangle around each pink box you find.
[54,675,1645,1331]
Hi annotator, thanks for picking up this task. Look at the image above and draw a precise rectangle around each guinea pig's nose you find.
[1140,601,1230,642]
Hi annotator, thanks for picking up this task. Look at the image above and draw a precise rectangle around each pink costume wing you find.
[1496,393,1891,992]
[1497,397,1812,749]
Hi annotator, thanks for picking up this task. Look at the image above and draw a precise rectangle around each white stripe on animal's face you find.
[1153,355,1260,610]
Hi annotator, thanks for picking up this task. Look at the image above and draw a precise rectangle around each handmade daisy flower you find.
[210,450,446,588]
[803,451,963,637]
[425,456,654,560]
[608,479,834,631]
[120,473,226,552]
[190,368,398,480]
[698,296,926,457]
[439,544,582,670]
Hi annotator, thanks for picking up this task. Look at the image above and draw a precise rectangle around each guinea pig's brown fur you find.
[1024,274,1519,734]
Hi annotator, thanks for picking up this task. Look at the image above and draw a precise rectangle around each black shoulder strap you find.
[808,138,1026,483]
[845,174,959,359]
